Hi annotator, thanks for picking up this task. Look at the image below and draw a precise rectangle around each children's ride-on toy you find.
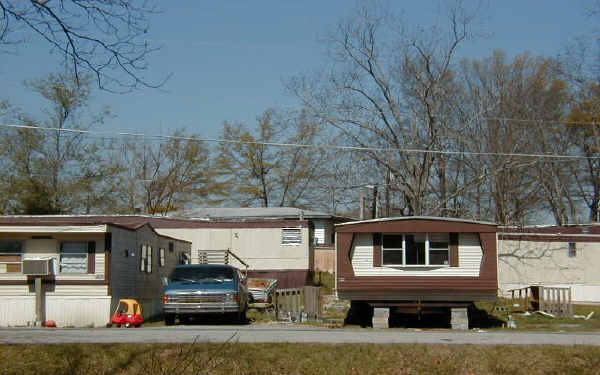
[109,299,144,328]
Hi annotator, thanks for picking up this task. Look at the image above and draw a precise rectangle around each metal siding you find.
[156,227,311,270]
[46,296,111,327]
[48,285,109,296]
[110,225,191,319]
[0,296,36,326]
[109,226,138,307]
[498,239,600,302]
[351,233,482,277]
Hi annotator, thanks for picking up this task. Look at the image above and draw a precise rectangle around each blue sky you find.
[0,1,595,138]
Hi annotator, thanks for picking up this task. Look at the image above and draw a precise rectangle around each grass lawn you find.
[476,299,600,331]
[2,342,600,375]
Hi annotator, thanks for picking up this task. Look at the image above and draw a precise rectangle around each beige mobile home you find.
[0,216,190,327]
[151,207,349,287]
[498,224,600,303]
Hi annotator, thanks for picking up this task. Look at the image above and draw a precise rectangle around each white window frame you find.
[159,248,165,267]
[60,241,88,274]
[282,227,302,245]
[381,233,450,267]
[140,245,153,273]
[140,245,147,272]
[147,246,152,273]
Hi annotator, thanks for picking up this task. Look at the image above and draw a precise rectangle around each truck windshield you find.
[170,266,235,282]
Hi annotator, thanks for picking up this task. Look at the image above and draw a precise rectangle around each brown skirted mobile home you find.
[336,217,498,328]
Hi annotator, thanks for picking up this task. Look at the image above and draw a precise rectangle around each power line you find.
[0,122,598,160]
[483,117,600,126]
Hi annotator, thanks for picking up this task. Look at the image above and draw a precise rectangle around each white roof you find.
[177,207,336,220]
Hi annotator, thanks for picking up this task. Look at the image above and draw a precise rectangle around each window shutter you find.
[373,233,382,267]
[449,233,459,267]
[87,241,96,274]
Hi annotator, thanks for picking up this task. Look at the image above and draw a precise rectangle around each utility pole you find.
[360,190,365,220]
[372,186,378,219]
[385,169,391,217]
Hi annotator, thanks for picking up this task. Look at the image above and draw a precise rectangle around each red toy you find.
[109,299,144,328]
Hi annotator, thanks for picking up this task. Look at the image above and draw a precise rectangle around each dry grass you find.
[1,343,600,375]
[476,299,600,331]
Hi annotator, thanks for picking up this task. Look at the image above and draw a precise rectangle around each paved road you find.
[1,324,599,346]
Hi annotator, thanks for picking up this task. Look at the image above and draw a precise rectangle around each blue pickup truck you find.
[162,264,249,325]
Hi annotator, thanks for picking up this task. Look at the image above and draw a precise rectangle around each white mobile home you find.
[498,225,600,303]
[0,216,190,327]
[151,207,349,287]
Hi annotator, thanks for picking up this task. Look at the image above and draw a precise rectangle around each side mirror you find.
[160,277,168,287]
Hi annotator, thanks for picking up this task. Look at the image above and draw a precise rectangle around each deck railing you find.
[197,249,248,269]
[509,285,573,317]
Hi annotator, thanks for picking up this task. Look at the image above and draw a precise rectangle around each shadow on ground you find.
[344,302,506,329]
[169,314,250,326]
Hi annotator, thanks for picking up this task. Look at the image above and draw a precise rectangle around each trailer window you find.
[60,242,88,273]
[382,235,403,264]
[0,240,22,273]
[282,228,302,245]
[382,233,449,266]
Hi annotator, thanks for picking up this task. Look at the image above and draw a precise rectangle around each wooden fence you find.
[274,286,321,321]
[509,285,573,317]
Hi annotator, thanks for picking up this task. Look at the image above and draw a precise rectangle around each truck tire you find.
[238,304,248,324]
[164,314,176,326]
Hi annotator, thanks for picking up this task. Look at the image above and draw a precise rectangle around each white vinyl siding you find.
[155,226,311,270]
[0,295,110,327]
[352,232,482,277]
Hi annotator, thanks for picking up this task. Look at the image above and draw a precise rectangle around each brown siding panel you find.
[499,234,600,242]
[449,232,459,267]
[336,232,355,278]
[373,233,382,267]
[336,219,496,234]
[247,269,312,289]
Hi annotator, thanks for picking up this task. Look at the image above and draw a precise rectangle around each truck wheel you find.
[238,305,248,324]
[164,314,176,326]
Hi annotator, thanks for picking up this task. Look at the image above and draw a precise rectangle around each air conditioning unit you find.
[22,258,54,276]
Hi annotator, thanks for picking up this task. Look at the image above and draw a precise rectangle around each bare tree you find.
[0,71,114,214]
[0,0,164,92]
[113,133,223,215]
[459,51,572,225]
[288,1,486,217]
[216,108,332,209]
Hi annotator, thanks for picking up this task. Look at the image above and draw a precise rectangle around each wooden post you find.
[35,277,44,325]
